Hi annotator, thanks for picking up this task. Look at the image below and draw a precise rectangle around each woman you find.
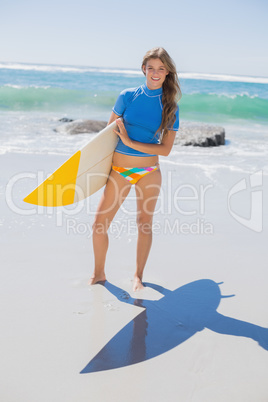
[89,47,182,291]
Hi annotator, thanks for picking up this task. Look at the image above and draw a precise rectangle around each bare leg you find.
[89,169,132,285]
[134,224,153,291]
[134,168,162,291]
[89,219,109,284]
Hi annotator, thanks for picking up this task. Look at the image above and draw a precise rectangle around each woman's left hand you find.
[113,119,131,147]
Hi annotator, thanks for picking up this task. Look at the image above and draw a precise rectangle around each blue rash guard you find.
[112,83,179,157]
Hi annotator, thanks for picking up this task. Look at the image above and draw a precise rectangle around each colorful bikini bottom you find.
[112,163,159,185]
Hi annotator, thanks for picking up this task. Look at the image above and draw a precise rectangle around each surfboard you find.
[23,121,119,207]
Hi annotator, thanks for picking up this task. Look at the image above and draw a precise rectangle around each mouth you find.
[151,77,160,81]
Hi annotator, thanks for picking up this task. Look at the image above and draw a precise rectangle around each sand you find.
[1,152,268,402]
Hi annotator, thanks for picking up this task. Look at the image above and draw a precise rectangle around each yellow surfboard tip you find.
[23,151,81,207]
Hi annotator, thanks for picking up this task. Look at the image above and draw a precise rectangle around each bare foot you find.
[133,276,144,292]
[88,274,106,286]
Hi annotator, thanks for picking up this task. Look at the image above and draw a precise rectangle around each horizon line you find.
[1,60,268,83]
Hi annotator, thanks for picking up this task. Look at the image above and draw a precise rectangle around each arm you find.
[143,282,172,296]
[107,111,121,126]
[114,119,177,157]
[101,281,146,308]
[206,311,268,350]
[129,129,177,157]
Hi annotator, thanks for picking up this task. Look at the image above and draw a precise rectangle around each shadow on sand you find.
[81,279,268,373]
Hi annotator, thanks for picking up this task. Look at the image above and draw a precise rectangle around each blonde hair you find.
[141,47,182,139]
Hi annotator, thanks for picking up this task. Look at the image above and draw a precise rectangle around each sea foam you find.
[1,62,268,84]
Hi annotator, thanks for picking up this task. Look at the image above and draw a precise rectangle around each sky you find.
[1,0,268,77]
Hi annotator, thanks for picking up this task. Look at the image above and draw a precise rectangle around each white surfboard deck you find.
[23,121,119,207]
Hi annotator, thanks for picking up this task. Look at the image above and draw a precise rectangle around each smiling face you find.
[142,58,169,90]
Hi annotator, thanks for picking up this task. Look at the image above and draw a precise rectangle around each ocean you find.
[0,61,268,175]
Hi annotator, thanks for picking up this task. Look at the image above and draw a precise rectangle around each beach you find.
[1,64,268,401]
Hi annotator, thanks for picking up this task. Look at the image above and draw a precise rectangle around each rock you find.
[54,119,225,146]
[174,121,225,147]
[55,119,107,135]
[58,117,74,123]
